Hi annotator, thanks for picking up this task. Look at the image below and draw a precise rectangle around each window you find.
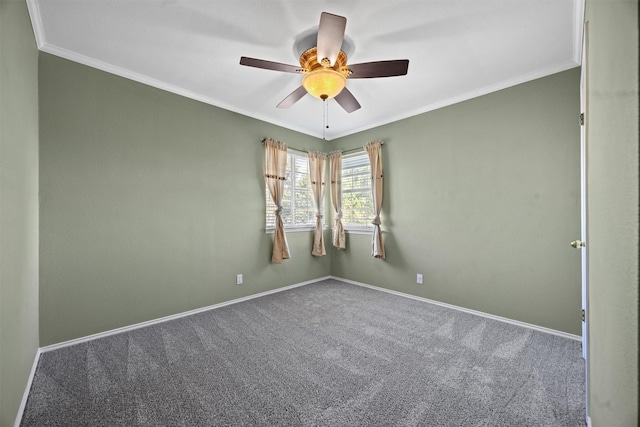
[341,152,373,230]
[266,150,322,231]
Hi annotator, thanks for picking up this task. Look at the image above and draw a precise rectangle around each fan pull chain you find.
[326,100,329,132]
[322,99,327,140]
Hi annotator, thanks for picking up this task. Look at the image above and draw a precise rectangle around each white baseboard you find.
[14,348,41,427]
[41,276,331,353]
[586,415,592,427]
[41,274,580,353]
[331,276,581,341]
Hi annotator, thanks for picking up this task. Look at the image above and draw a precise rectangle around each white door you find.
[578,20,589,420]
[578,23,588,360]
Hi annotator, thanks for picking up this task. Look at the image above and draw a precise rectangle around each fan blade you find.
[334,88,361,113]
[317,12,346,67]
[277,86,308,109]
[240,57,301,74]
[347,60,409,78]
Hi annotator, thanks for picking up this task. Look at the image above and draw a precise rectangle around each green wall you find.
[332,68,582,335]
[585,0,639,425]
[39,54,583,346]
[39,53,330,346]
[39,52,583,346]
[0,0,40,425]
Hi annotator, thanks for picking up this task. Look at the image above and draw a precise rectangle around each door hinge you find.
[581,309,585,322]
[580,113,584,126]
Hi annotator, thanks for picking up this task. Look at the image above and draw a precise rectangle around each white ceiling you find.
[27,0,584,140]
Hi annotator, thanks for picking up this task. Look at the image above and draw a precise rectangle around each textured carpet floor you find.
[21,279,585,426]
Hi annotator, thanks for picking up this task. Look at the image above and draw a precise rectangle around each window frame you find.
[340,151,374,233]
[265,149,325,233]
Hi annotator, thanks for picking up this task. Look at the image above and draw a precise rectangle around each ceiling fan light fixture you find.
[239,14,408,113]
[302,68,346,100]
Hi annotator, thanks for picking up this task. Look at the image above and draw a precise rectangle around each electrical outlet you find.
[416,274,423,284]
[236,274,243,285]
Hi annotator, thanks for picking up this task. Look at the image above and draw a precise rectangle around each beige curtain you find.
[365,141,385,259]
[329,151,346,249]
[264,138,290,263]
[308,151,327,256]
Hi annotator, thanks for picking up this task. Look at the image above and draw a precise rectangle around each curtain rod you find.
[341,142,385,155]
[261,138,383,155]
[261,138,305,153]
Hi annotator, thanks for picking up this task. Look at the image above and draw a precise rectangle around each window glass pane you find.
[342,152,373,228]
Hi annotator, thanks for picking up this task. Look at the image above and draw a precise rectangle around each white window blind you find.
[342,152,373,229]
[266,150,321,230]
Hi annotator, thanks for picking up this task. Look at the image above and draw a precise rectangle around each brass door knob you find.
[571,240,586,248]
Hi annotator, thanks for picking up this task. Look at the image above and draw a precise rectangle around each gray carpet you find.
[21,279,586,426]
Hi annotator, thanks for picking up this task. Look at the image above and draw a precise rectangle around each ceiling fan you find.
[239,12,409,113]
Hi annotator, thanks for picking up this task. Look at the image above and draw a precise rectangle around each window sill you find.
[344,226,373,235]
[265,225,328,234]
